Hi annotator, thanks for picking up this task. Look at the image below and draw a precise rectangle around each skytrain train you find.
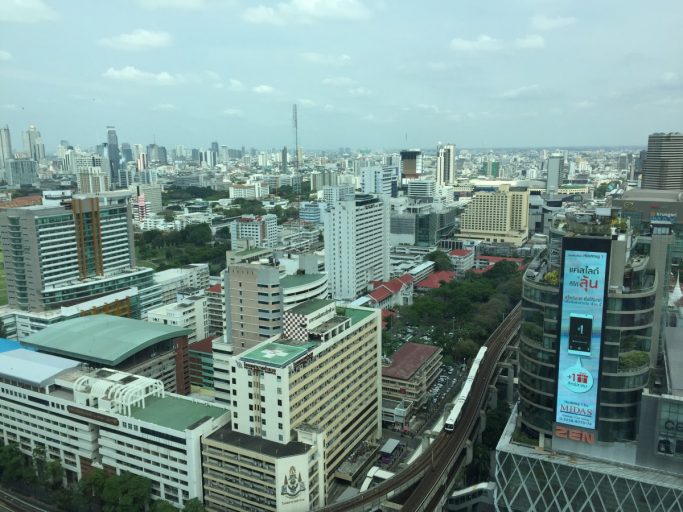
[444,347,487,432]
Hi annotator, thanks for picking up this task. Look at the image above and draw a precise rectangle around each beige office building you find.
[204,299,382,511]
[459,184,529,246]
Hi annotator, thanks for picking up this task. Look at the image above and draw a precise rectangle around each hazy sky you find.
[1,0,682,151]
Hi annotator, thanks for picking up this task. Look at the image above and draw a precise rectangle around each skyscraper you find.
[641,132,683,190]
[0,125,12,171]
[106,126,123,188]
[400,149,423,180]
[436,143,456,187]
[545,153,565,193]
[323,192,390,301]
[22,124,44,161]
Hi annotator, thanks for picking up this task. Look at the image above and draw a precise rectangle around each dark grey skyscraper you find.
[120,143,133,164]
[106,126,123,188]
[641,132,683,190]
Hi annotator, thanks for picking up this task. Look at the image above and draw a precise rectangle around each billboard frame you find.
[553,236,611,433]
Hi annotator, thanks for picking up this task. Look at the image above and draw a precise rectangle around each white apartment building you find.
[0,349,228,508]
[205,300,382,511]
[323,193,390,301]
[459,184,529,246]
[230,214,279,249]
[229,182,264,199]
[360,166,396,196]
[147,295,208,344]
[436,143,456,187]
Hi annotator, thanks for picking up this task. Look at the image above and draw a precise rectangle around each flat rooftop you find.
[288,298,334,316]
[0,349,79,387]
[341,307,376,326]
[207,426,309,458]
[24,315,190,366]
[280,273,325,288]
[241,341,316,368]
[129,395,227,431]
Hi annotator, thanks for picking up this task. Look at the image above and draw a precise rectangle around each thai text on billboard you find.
[555,243,609,430]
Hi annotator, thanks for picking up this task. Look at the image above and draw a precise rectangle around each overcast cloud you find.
[1,0,682,150]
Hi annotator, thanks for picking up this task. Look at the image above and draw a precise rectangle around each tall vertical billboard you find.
[555,237,611,431]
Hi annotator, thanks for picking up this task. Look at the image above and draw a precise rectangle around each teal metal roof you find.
[24,315,190,366]
[287,298,334,316]
[241,341,316,368]
[279,273,325,288]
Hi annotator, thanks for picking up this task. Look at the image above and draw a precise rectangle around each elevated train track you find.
[319,302,521,512]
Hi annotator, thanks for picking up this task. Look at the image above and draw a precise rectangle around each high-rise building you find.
[495,211,681,511]
[400,149,423,180]
[545,153,566,193]
[6,158,38,186]
[22,124,45,161]
[641,132,683,190]
[229,214,278,249]
[323,193,390,301]
[120,142,134,163]
[281,146,288,171]
[0,192,144,312]
[459,185,529,245]
[205,299,382,511]
[360,166,398,197]
[436,143,456,187]
[105,126,124,188]
[0,125,12,171]
[77,163,109,194]
[407,178,436,199]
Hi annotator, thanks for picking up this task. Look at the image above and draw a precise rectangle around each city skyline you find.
[1,0,682,150]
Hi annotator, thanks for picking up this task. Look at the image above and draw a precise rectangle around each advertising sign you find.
[555,238,610,431]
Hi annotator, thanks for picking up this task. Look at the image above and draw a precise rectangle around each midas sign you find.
[554,425,595,444]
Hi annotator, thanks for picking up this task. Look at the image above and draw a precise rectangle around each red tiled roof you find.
[206,283,222,293]
[477,256,524,264]
[397,274,414,285]
[449,249,472,257]
[369,286,393,302]
[0,195,42,208]
[416,271,456,289]
[382,342,441,380]
[370,274,413,301]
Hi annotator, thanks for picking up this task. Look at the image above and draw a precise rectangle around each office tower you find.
[22,124,45,161]
[6,158,38,186]
[407,178,436,199]
[459,185,529,246]
[495,212,680,511]
[323,192,390,301]
[120,142,134,163]
[360,166,398,196]
[436,143,456,187]
[147,144,168,165]
[617,153,629,171]
[229,214,278,249]
[131,183,163,213]
[641,132,683,190]
[205,300,381,511]
[105,126,124,188]
[400,149,422,180]
[0,125,12,171]
[544,153,565,192]
[0,192,142,312]
[77,166,110,193]
[281,146,288,171]
[202,149,217,168]
[482,159,500,178]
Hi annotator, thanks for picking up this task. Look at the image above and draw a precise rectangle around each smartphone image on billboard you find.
[568,313,592,356]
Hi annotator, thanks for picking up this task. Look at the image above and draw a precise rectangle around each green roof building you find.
[24,314,192,394]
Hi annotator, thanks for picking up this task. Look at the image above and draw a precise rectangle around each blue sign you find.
[555,245,609,430]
